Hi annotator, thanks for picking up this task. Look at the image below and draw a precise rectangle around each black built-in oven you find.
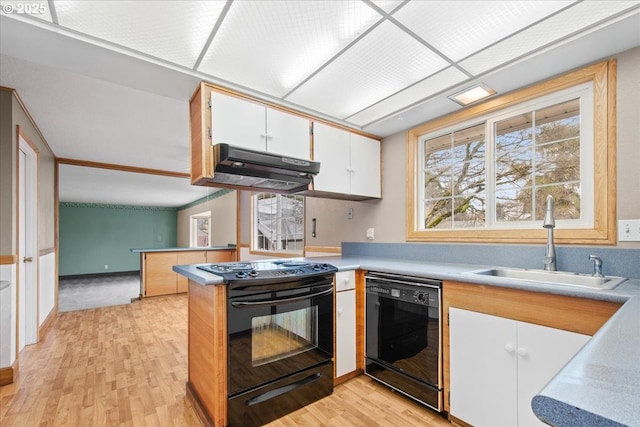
[365,272,443,412]
[205,261,336,427]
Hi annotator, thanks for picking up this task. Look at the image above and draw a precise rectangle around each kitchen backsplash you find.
[342,243,640,279]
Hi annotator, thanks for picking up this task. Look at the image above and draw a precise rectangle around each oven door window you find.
[252,306,318,366]
[228,284,333,396]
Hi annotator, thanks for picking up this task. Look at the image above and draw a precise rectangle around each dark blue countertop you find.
[173,255,640,427]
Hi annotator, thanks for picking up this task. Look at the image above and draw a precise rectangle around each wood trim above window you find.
[406,60,616,245]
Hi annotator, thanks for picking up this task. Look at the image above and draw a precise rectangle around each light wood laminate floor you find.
[0,294,450,427]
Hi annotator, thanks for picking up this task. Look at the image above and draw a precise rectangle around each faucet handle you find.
[589,255,604,278]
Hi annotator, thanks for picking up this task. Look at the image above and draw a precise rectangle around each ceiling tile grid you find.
[392,0,575,62]
[460,0,640,75]
[197,0,383,97]
[285,19,450,119]
[52,0,225,68]
[346,66,469,126]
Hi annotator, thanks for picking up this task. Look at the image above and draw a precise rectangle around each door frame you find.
[17,126,39,350]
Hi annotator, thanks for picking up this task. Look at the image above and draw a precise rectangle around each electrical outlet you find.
[104,264,109,270]
[618,219,640,241]
[347,208,353,219]
[366,228,375,240]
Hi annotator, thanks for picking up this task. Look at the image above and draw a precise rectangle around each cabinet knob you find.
[504,344,515,354]
[337,309,343,316]
[517,348,529,358]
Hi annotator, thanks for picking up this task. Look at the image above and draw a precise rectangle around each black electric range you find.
[197,260,337,285]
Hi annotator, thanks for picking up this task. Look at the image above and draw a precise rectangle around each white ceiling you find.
[1,0,639,207]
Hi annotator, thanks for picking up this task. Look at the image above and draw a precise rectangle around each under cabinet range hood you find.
[208,143,320,193]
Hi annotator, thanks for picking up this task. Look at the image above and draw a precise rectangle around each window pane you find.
[255,193,304,253]
[424,198,452,229]
[535,138,580,184]
[425,167,452,199]
[196,217,209,247]
[423,123,485,229]
[534,184,581,221]
[495,186,533,222]
[453,194,485,227]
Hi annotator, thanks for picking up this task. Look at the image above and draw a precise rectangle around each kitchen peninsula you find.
[131,246,235,297]
[174,245,640,427]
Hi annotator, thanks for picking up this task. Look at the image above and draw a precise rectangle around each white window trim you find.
[190,211,211,248]
[406,60,616,245]
[418,82,595,231]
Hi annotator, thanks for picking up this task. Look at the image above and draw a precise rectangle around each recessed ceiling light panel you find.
[448,84,496,106]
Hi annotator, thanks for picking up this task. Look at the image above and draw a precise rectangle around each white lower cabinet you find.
[449,307,590,427]
[335,271,356,378]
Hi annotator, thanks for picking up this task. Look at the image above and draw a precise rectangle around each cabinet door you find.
[449,308,518,427]
[335,271,355,292]
[266,108,311,160]
[145,252,178,297]
[349,133,381,198]
[336,289,356,378]
[211,91,266,151]
[516,322,589,427]
[176,251,207,293]
[313,123,350,194]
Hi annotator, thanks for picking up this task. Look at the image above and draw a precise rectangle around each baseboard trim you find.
[59,270,140,280]
[186,381,214,427]
[39,307,55,340]
[0,361,17,386]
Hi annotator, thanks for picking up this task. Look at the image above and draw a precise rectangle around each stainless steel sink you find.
[465,267,627,290]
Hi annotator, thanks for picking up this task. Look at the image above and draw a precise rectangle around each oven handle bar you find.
[231,287,333,308]
[246,372,323,406]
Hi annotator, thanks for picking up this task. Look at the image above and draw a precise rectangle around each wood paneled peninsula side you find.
[131,246,236,298]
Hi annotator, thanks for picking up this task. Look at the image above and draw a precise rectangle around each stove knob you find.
[249,270,259,277]
[236,271,247,279]
[312,264,320,270]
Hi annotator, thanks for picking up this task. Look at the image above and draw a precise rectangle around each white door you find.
[349,134,380,198]
[265,107,310,159]
[516,322,589,427]
[312,123,350,194]
[211,91,266,151]
[449,308,518,427]
[18,135,38,348]
[336,289,356,377]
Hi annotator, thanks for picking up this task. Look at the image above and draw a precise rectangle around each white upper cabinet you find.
[313,122,381,199]
[265,107,311,160]
[210,90,311,159]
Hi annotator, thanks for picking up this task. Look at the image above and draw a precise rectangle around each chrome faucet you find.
[542,195,556,271]
[589,255,604,277]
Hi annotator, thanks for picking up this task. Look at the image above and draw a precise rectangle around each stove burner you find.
[279,261,310,268]
[196,260,338,283]
[224,263,253,271]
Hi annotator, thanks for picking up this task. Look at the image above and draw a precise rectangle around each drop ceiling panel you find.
[370,0,405,14]
[394,0,574,62]
[286,20,450,119]
[197,0,382,97]
[347,66,468,126]
[461,1,640,75]
[53,0,225,68]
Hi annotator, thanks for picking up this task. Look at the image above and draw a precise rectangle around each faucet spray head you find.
[543,195,555,228]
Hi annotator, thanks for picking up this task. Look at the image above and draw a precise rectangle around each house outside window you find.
[190,212,211,247]
[406,60,616,245]
[252,193,304,255]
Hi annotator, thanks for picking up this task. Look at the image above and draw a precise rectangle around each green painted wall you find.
[59,203,177,276]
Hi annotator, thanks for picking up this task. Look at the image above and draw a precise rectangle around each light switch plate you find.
[618,219,640,241]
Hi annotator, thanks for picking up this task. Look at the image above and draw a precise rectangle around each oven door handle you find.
[231,287,333,308]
